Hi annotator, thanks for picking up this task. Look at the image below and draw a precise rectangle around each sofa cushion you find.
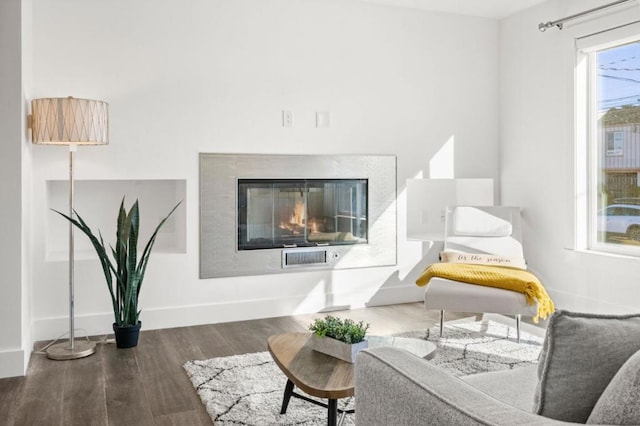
[534,310,640,423]
[462,365,538,411]
[587,349,640,425]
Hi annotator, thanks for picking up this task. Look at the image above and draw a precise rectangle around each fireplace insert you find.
[238,178,368,250]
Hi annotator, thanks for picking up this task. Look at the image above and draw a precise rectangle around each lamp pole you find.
[68,143,76,352]
[46,143,96,360]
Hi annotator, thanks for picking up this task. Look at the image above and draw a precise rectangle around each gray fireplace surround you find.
[199,153,397,278]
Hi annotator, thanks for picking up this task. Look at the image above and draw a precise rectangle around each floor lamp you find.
[31,97,109,360]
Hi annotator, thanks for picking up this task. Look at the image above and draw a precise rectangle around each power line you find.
[602,54,639,66]
[599,74,640,84]
[600,93,640,109]
[600,66,640,71]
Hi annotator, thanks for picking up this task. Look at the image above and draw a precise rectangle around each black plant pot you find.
[113,321,142,349]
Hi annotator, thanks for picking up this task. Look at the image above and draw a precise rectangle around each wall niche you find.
[46,179,186,261]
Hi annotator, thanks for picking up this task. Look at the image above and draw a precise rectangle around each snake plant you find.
[54,198,181,327]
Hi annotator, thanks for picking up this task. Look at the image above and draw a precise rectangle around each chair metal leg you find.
[439,310,445,337]
[515,314,521,343]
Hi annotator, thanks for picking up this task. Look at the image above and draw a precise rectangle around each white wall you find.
[22,0,34,377]
[500,0,640,313]
[28,0,500,340]
[0,0,31,378]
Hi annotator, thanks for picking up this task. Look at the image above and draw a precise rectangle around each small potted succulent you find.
[308,315,370,363]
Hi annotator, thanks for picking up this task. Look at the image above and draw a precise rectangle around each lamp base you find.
[46,340,96,360]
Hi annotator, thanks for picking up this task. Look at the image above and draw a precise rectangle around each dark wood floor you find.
[0,302,464,426]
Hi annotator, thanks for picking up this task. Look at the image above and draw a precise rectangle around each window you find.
[605,131,624,156]
[581,37,640,254]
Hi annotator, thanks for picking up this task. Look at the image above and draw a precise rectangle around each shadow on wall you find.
[366,240,443,306]
[364,135,457,306]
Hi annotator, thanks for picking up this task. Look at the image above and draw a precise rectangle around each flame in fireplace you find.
[290,200,306,227]
[279,200,307,234]
[278,200,322,234]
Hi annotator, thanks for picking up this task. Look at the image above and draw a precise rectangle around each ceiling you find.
[356,0,548,19]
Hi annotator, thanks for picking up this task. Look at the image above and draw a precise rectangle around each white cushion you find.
[453,206,513,237]
[424,277,537,316]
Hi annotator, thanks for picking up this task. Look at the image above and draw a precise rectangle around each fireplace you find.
[238,178,368,250]
[200,154,396,278]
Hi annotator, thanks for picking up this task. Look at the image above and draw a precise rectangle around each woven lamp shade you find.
[31,97,109,145]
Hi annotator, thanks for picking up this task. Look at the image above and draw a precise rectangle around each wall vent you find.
[282,249,327,268]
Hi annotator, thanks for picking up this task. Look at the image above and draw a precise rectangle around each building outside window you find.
[581,37,640,254]
[605,131,624,156]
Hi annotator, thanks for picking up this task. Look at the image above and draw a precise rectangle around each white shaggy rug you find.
[397,319,544,377]
[183,320,543,425]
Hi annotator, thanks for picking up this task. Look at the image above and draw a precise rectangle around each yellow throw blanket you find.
[416,263,554,323]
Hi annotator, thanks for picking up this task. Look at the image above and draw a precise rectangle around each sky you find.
[598,41,640,110]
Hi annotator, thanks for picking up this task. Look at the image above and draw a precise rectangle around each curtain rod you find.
[538,0,636,32]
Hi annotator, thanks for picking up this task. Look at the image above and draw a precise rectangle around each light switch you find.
[316,112,331,128]
[282,110,294,128]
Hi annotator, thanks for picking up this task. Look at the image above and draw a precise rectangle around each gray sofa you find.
[355,311,640,425]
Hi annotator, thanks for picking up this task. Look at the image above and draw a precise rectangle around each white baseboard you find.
[0,349,27,378]
[365,282,424,306]
[547,288,637,314]
[33,284,424,341]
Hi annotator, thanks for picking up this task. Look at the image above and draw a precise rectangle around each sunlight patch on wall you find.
[429,136,455,179]
[292,279,332,314]
[290,272,384,314]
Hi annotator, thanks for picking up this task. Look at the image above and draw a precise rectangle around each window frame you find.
[577,30,640,257]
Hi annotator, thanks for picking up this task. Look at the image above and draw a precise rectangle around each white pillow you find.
[440,251,527,270]
[453,207,513,237]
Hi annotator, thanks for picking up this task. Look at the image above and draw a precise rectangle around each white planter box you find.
[308,334,369,363]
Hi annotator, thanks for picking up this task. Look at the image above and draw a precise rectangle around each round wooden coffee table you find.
[267,332,436,426]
